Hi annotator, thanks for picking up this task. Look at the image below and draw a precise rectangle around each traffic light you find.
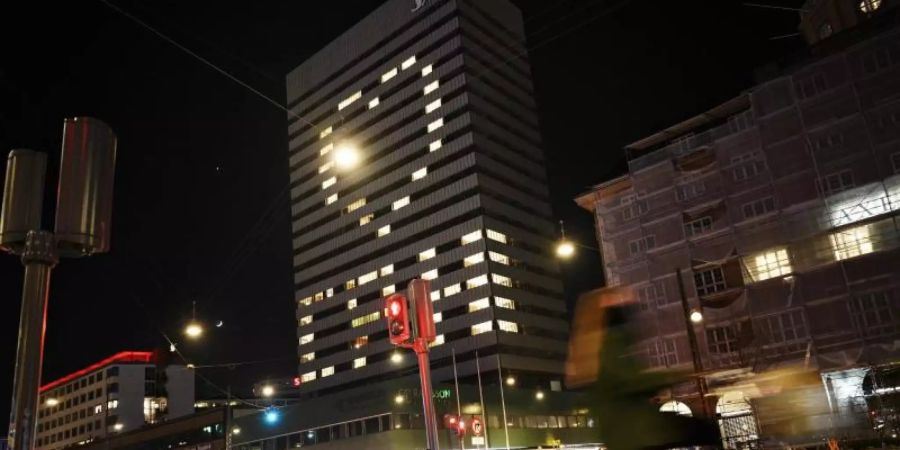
[385,294,411,345]
[443,414,466,437]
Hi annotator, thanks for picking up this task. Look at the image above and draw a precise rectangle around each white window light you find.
[300,315,313,326]
[743,248,792,283]
[378,225,391,237]
[326,194,338,205]
[301,371,316,382]
[301,352,315,363]
[429,334,445,347]
[314,292,325,302]
[300,334,314,345]
[444,284,461,296]
[467,275,489,289]
[360,214,375,226]
[462,230,483,245]
[320,143,334,156]
[401,55,417,70]
[433,312,443,323]
[431,290,441,301]
[382,285,396,296]
[422,64,433,76]
[497,320,519,333]
[393,196,411,211]
[326,288,334,298]
[353,357,367,369]
[471,321,493,336]
[831,225,874,261]
[359,271,378,285]
[380,264,394,276]
[347,198,366,213]
[319,161,334,174]
[351,311,380,328]
[494,297,516,309]
[426,98,442,114]
[422,269,439,280]
[322,177,336,190]
[347,299,357,310]
[427,118,444,133]
[424,80,440,95]
[419,248,436,262]
[492,274,513,287]
[368,97,380,109]
[464,253,485,267]
[346,279,357,290]
[429,140,442,152]
[486,229,508,243]
[338,91,362,111]
[468,298,490,312]
[381,68,398,83]
[489,252,510,265]
[299,296,312,306]
[320,126,333,140]
[321,366,335,377]
[412,167,428,181]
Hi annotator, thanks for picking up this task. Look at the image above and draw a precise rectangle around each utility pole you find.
[2,118,117,450]
[675,268,710,417]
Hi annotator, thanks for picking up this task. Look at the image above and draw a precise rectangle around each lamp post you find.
[1,118,117,450]
[675,268,710,417]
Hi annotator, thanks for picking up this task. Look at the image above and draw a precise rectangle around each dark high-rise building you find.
[285,0,567,395]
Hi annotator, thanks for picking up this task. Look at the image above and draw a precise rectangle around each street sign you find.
[471,417,483,436]
[471,436,484,446]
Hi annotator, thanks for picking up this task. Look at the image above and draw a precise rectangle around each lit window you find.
[462,230,483,245]
[429,334,445,347]
[426,98,442,114]
[351,312,380,328]
[393,196,410,210]
[467,275,489,289]
[433,312,443,323]
[353,336,368,349]
[300,334,314,345]
[468,298,490,312]
[378,225,391,237]
[831,224,874,261]
[346,198,366,213]
[368,97,380,109]
[422,269,439,280]
[346,279,357,290]
[424,80,439,95]
[428,118,444,132]
[93,405,102,414]
[382,285,396,296]
[419,248,436,261]
[301,371,316,383]
[360,214,375,226]
[497,320,519,333]
[326,288,334,298]
[320,143,333,156]
[320,126,333,140]
[743,248,792,282]
[429,140,442,152]
[401,55,417,70]
[359,271,377,285]
[338,91,362,111]
[492,274,513,288]
[381,68,398,83]
[321,366,335,377]
[353,357,367,369]
[300,315,313,326]
[489,252,510,265]
[471,321,493,335]
[380,264,394,276]
[412,167,428,181]
[486,229,507,243]
[319,161,334,174]
[326,194,338,205]
[107,400,119,410]
[464,253,485,267]
[494,297,516,309]
[300,296,312,306]
[314,292,325,302]
[347,299,357,310]
[431,290,441,301]
[860,0,882,12]
[444,284,461,296]
[322,177,336,190]
[422,64,433,76]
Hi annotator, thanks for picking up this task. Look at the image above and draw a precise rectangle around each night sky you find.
[0,0,802,419]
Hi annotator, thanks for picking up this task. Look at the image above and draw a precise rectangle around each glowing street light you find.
[390,352,403,364]
[505,376,516,387]
[535,390,545,400]
[261,385,275,398]
[184,321,204,339]
[394,394,405,405]
[333,143,360,170]
[263,408,280,425]
[232,427,241,435]
[556,240,576,259]
[690,309,704,324]
[113,423,124,432]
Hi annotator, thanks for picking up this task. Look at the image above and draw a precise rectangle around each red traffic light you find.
[385,294,411,345]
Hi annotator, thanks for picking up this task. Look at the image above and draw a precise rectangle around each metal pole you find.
[452,349,465,450]
[416,342,440,450]
[675,268,709,417]
[225,386,232,450]
[474,350,489,449]
[495,355,510,450]
[8,231,57,450]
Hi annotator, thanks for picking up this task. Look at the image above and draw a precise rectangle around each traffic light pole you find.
[414,340,439,450]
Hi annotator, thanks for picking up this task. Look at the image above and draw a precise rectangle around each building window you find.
[819,170,854,196]
[319,161,334,174]
[469,298,490,312]
[320,126,333,140]
[706,326,738,354]
[347,198,366,213]
[444,284,461,297]
[378,225,391,237]
[462,230,483,245]
[368,97,380,109]
[93,405,102,414]
[326,194,338,205]
[381,68,398,83]
[431,290,441,301]
[497,320,519,333]
[471,321,493,335]
[684,216,713,238]
[426,99,442,114]
[831,224,874,261]
[742,197,776,219]
[795,72,827,99]
[422,64,433,76]
[419,248,436,262]
[338,91,362,111]
[464,253,485,267]
[359,271,377,285]
[648,339,677,368]
[345,278,356,289]
[849,291,896,336]
[636,282,668,310]
[622,201,648,221]
[492,274,513,288]
[360,214,375,226]
[321,366,335,377]
[351,312,380,328]
[326,288,334,298]
[488,252,510,265]
[430,335,445,347]
[392,196,410,210]
[380,264,394,276]
[731,153,765,181]
[382,285,395,296]
[300,334,314,345]
[758,310,807,345]
[412,167,428,181]
[466,275,488,289]
[422,269,438,280]
[675,182,705,201]
[494,296,516,309]
[107,400,118,410]
[429,140,442,152]
[322,177,337,190]
[301,371,316,383]
[863,46,894,74]
[300,296,312,306]
[301,353,315,363]
[860,0,882,13]
[401,55,417,70]
[314,291,325,302]
[347,299,357,310]
[352,336,368,349]
[427,118,444,132]
[424,80,439,95]
[812,133,844,152]
[300,315,312,326]
[743,248,792,282]
[320,143,333,156]
[694,267,727,296]
[487,229,508,243]
[628,236,656,255]
[353,357,367,369]
[433,312,443,323]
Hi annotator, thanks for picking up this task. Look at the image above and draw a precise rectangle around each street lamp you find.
[556,240,576,259]
[184,300,204,339]
[261,385,275,398]
[394,394,405,405]
[390,352,403,364]
[333,142,360,171]
[690,309,704,324]
[505,375,516,387]
[535,390,545,400]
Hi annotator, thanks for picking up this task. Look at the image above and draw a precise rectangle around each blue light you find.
[263,408,280,425]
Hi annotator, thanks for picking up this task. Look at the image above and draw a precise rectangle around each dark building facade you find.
[285,0,567,396]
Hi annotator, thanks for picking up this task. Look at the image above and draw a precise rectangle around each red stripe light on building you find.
[39,351,155,393]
